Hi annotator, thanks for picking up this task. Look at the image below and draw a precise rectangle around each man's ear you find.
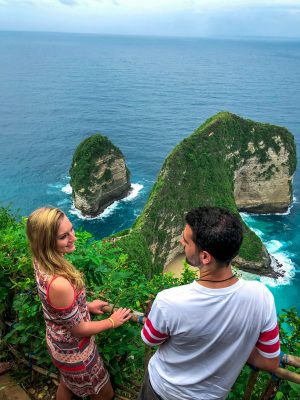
[199,250,212,265]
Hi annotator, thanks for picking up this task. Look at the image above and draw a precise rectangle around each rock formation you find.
[70,134,131,217]
[118,112,296,277]
[233,138,294,213]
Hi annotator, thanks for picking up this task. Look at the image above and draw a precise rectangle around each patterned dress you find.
[34,261,109,397]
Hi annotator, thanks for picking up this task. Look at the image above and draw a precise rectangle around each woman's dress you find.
[34,261,109,397]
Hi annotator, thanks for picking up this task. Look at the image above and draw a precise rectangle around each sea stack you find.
[70,134,131,217]
[128,112,296,277]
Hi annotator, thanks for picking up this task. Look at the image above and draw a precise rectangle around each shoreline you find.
[164,254,293,288]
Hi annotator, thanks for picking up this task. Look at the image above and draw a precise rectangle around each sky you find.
[0,0,300,38]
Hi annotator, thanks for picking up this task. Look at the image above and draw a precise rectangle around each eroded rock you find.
[70,134,131,217]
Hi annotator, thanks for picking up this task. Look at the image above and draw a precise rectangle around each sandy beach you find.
[164,254,200,279]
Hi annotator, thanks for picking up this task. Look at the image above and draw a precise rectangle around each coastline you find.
[164,252,293,288]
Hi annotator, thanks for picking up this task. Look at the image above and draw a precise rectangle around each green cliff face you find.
[117,112,296,277]
[70,134,131,216]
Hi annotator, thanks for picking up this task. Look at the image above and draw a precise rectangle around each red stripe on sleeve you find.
[145,318,168,339]
[256,340,280,354]
[142,326,166,344]
[258,324,279,342]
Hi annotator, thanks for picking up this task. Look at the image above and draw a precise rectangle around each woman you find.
[26,206,131,400]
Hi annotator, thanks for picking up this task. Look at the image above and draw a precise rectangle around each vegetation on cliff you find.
[119,112,296,276]
[67,113,296,276]
[70,133,130,196]
[70,133,131,216]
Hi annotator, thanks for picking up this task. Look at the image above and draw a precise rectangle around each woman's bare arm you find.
[47,277,131,338]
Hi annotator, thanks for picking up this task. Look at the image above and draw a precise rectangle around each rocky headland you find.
[116,112,296,278]
[70,134,131,217]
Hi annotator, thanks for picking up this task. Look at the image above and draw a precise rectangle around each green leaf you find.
[288,382,300,393]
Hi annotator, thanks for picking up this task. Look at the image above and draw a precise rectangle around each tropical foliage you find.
[1,206,299,398]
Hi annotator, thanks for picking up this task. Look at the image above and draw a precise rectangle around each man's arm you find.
[247,321,280,373]
[247,347,280,372]
[141,317,169,347]
[140,296,169,347]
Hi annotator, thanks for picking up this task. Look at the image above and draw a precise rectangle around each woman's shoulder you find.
[48,276,76,310]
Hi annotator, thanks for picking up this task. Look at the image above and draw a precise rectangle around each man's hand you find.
[88,299,109,315]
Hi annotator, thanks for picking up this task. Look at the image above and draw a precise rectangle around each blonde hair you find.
[26,206,84,290]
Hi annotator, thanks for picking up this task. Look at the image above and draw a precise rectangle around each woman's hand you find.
[110,307,132,328]
[88,299,109,315]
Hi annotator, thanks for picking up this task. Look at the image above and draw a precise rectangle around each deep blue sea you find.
[0,31,299,314]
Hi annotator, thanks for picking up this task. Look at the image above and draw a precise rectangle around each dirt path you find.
[0,374,30,400]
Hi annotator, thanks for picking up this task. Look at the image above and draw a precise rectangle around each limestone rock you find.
[70,134,131,217]
[128,112,296,277]
[234,140,294,213]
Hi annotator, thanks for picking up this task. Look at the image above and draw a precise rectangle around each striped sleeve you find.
[141,296,169,347]
[141,318,169,346]
[254,285,281,359]
[256,323,280,358]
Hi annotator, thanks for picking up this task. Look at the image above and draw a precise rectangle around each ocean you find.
[0,31,299,314]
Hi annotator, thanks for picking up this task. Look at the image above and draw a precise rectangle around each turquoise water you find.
[0,31,299,313]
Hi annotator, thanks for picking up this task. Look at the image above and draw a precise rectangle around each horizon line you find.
[1,29,300,42]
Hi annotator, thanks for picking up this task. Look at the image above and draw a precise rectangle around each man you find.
[139,207,280,400]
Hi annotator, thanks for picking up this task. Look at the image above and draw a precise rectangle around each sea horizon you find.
[1,29,300,42]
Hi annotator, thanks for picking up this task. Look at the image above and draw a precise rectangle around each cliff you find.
[118,112,296,277]
[70,134,131,217]
[233,135,295,213]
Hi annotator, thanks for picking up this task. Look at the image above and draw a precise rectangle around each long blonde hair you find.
[26,206,84,290]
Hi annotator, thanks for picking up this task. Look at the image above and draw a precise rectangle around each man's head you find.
[181,207,243,267]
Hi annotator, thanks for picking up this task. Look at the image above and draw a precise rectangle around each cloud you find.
[58,0,77,5]
[0,0,34,5]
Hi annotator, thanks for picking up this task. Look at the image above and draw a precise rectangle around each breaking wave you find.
[69,183,144,220]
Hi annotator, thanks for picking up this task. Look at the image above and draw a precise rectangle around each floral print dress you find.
[34,261,109,397]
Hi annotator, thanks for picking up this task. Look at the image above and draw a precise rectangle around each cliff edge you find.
[70,134,131,217]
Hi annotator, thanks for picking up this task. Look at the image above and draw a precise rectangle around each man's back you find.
[139,207,280,400]
[143,279,279,400]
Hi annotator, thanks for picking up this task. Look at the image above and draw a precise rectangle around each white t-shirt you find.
[141,279,280,400]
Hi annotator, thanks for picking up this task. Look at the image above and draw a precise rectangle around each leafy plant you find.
[0,206,299,398]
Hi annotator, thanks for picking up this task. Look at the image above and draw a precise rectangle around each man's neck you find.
[196,264,238,289]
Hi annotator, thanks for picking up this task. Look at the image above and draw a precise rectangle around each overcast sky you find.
[1,0,300,38]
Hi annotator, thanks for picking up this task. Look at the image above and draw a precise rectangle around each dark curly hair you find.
[185,207,243,264]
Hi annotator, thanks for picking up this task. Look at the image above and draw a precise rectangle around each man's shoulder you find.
[157,282,194,301]
[241,279,271,292]
[239,279,274,304]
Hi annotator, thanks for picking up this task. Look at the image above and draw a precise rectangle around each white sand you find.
[164,254,200,279]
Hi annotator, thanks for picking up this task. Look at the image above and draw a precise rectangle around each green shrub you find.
[1,208,299,397]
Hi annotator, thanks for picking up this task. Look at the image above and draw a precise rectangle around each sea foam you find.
[240,213,295,286]
[260,252,295,287]
[123,183,144,201]
[69,183,143,220]
[46,182,64,194]
[61,183,72,195]
[240,196,297,217]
